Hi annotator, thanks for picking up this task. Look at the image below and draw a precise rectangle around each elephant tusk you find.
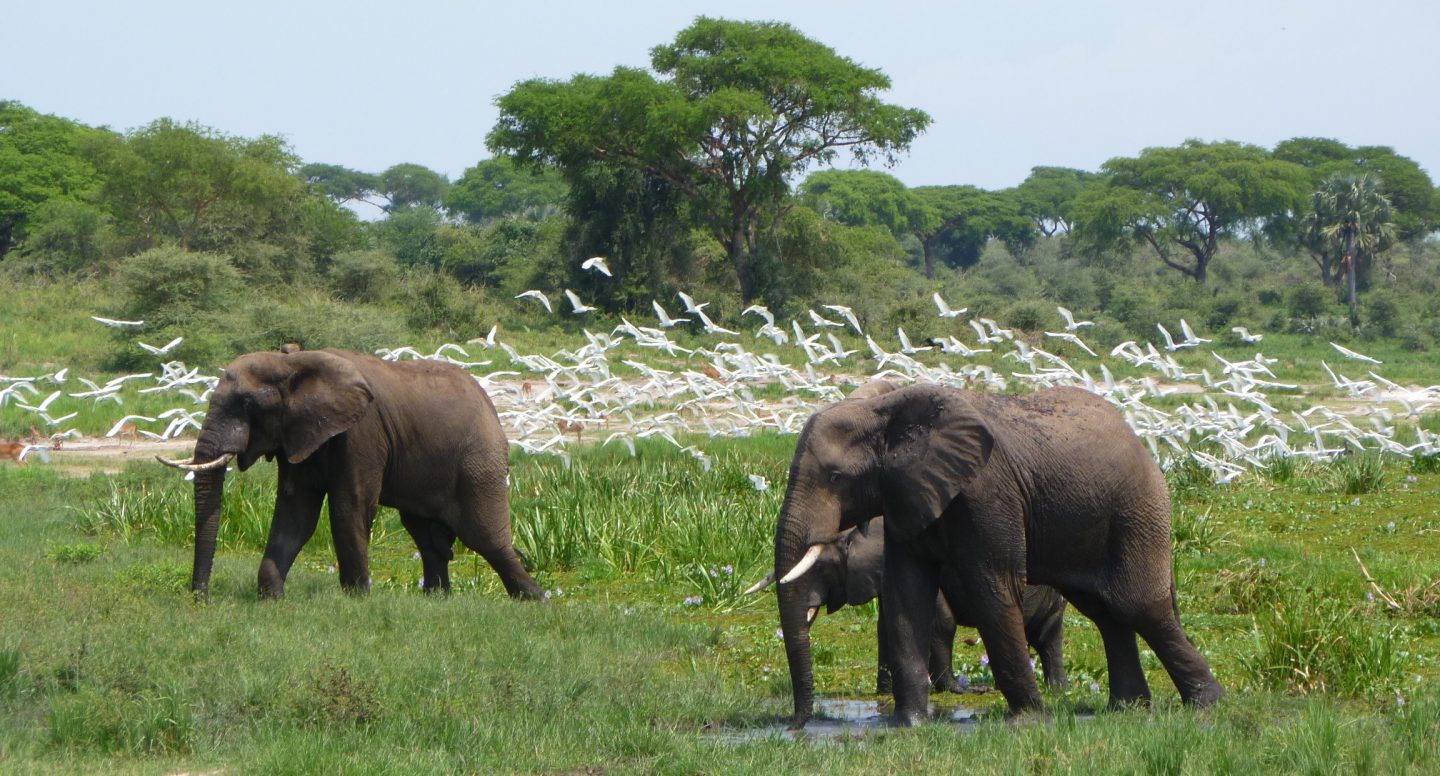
[778,544,824,585]
[156,452,234,472]
[806,607,818,624]
[742,572,776,595]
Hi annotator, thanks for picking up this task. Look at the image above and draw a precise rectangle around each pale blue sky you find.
[6,0,1438,189]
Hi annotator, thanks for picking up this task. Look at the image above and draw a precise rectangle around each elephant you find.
[772,382,1223,727]
[158,348,543,602]
[750,515,1066,715]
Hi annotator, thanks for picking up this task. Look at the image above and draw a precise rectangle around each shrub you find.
[1001,299,1053,333]
[237,295,409,356]
[118,246,241,327]
[328,249,399,303]
[1286,282,1331,319]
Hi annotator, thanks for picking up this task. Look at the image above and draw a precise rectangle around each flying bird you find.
[807,309,844,329]
[896,326,931,355]
[933,292,966,319]
[580,256,612,276]
[91,316,144,327]
[677,291,709,314]
[1231,326,1264,344]
[138,337,184,356]
[1044,330,1098,357]
[514,290,553,313]
[1330,341,1382,365]
[563,289,596,314]
[694,308,738,336]
[1056,306,1094,330]
[741,304,775,326]
[821,304,864,335]
[651,300,689,328]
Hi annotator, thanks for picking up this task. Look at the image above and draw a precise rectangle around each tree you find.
[489,17,930,304]
[1311,173,1396,329]
[443,157,567,223]
[1011,166,1097,237]
[300,163,381,209]
[92,119,312,253]
[906,186,1032,278]
[377,163,449,212]
[1071,140,1308,283]
[0,101,105,260]
[1274,138,1436,244]
[796,169,929,235]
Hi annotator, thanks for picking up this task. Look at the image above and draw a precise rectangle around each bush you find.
[1001,299,1053,333]
[1364,292,1402,337]
[328,249,399,303]
[397,269,484,335]
[1286,282,1331,319]
[238,294,409,355]
[118,246,241,327]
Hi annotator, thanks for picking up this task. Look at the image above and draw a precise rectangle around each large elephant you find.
[753,515,1066,720]
[772,383,1222,727]
[159,348,543,601]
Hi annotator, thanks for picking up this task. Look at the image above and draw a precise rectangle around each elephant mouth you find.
[156,452,235,472]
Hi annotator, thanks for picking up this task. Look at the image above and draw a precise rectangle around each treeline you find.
[3,19,1439,363]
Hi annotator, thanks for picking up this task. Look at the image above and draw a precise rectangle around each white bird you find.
[1179,318,1212,346]
[138,337,184,356]
[107,415,156,437]
[563,289,596,314]
[1057,306,1093,330]
[467,325,499,348]
[677,291,709,314]
[1330,341,1382,365]
[91,315,144,327]
[747,474,770,492]
[896,326,931,355]
[821,304,864,336]
[969,319,1003,345]
[1156,323,1191,351]
[581,256,612,276]
[514,290,553,313]
[933,292,965,319]
[1231,326,1263,344]
[741,304,775,326]
[807,309,844,329]
[651,300,689,328]
[1044,330,1098,357]
[695,308,738,336]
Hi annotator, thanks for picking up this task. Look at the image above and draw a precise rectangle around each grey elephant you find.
[159,348,543,601]
[772,383,1222,727]
[750,515,1067,708]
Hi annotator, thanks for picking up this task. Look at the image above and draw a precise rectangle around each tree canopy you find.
[488,16,930,303]
[1012,166,1097,237]
[0,101,105,260]
[443,157,568,223]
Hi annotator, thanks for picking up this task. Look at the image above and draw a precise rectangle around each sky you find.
[6,0,1439,191]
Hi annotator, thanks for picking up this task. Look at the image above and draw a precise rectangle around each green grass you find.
[2,439,1440,773]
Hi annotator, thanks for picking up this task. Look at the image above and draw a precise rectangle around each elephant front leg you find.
[401,512,456,594]
[882,548,938,726]
[928,594,965,693]
[327,490,378,594]
[969,581,1048,716]
[258,484,324,598]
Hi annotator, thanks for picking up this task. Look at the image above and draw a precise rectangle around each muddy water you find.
[710,698,981,743]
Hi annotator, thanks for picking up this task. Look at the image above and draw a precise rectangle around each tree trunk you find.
[1345,228,1359,330]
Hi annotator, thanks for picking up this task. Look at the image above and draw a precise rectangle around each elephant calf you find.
[160,348,543,601]
[752,516,1066,711]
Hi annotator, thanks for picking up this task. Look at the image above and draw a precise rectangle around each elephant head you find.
[158,350,374,598]
[772,383,993,726]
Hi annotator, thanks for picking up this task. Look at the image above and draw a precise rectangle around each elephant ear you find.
[281,351,375,464]
[875,385,993,543]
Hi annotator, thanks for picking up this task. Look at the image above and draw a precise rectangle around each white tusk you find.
[156,452,234,472]
[742,572,776,595]
[806,607,818,624]
[778,544,824,585]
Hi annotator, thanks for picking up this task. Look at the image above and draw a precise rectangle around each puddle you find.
[709,698,981,743]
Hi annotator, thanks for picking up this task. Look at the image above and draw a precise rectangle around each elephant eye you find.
[828,469,844,483]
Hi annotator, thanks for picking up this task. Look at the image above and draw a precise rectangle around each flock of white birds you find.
[3,267,1439,484]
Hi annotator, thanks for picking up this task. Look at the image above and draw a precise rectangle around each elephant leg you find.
[257,483,324,598]
[326,487,379,594]
[1024,599,1068,689]
[875,596,894,694]
[453,471,543,600]
[928,594,964,693]
[1065,591,1150,707]
[881,549,938,726]
[1131,596,1225,707]
[966,580,1046,715]
[401,512,456,594]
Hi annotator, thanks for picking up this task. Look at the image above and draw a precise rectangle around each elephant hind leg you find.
[401,512,456,593]
[1131,598,1225,707]
[1063,590,1150,708]
[453,483,544,601]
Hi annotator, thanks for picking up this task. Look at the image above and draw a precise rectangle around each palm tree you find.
[1311,173,1396,330]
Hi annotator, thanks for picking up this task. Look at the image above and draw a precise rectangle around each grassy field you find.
[2,436,1439,774]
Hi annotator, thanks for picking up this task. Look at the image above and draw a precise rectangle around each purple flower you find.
[957,674,969,691]
[1090,681,1101,693]
[683,595,703,607]
[722,565,734,576]
[979,654,990,668]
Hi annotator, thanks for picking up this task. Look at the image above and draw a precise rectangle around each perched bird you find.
[91,315,144,327]
[651,300,689,328]
[514,290,553,313]
[933,292,966,318]
[1057,306,1094,330]
[581,256,612,277]
[138,336,184,356]
[1330,341,1382,365]
[1231,326,1264,344]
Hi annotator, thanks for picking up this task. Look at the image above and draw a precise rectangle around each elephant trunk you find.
[189,439,227,601]
[774,482,827,729]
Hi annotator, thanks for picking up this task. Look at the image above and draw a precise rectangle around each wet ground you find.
[709,698,982,743]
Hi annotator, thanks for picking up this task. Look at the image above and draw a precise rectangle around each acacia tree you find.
[1311,173,1395,329]
[1072,140,1308,283]
[488,17,929,304]
[1012,166,1096,237]
[0,101,104,260]
[443,157,567,223]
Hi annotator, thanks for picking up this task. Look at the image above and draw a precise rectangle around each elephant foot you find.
[888,708,928,727]
[1183,681,1225,708]
[933,674,968,694]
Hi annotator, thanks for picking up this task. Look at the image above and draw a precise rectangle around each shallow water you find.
[709,698,981,743]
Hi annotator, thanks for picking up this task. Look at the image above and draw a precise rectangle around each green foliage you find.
[327,248,399,303]
[12,198,117,274]
[397,269,486,336]
[797,169,931,236]
[1001,299,1052,333]
[1286,282,1332,319]
[377,163,449,211]
[237,291,410,354]
[369,205,444,269]
[1012,166,1098,236]
[117,246,242,326]
[46,542,106,564]
[444,157,567,223]
[1242,593,1402,697]
[0,101,105,260]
